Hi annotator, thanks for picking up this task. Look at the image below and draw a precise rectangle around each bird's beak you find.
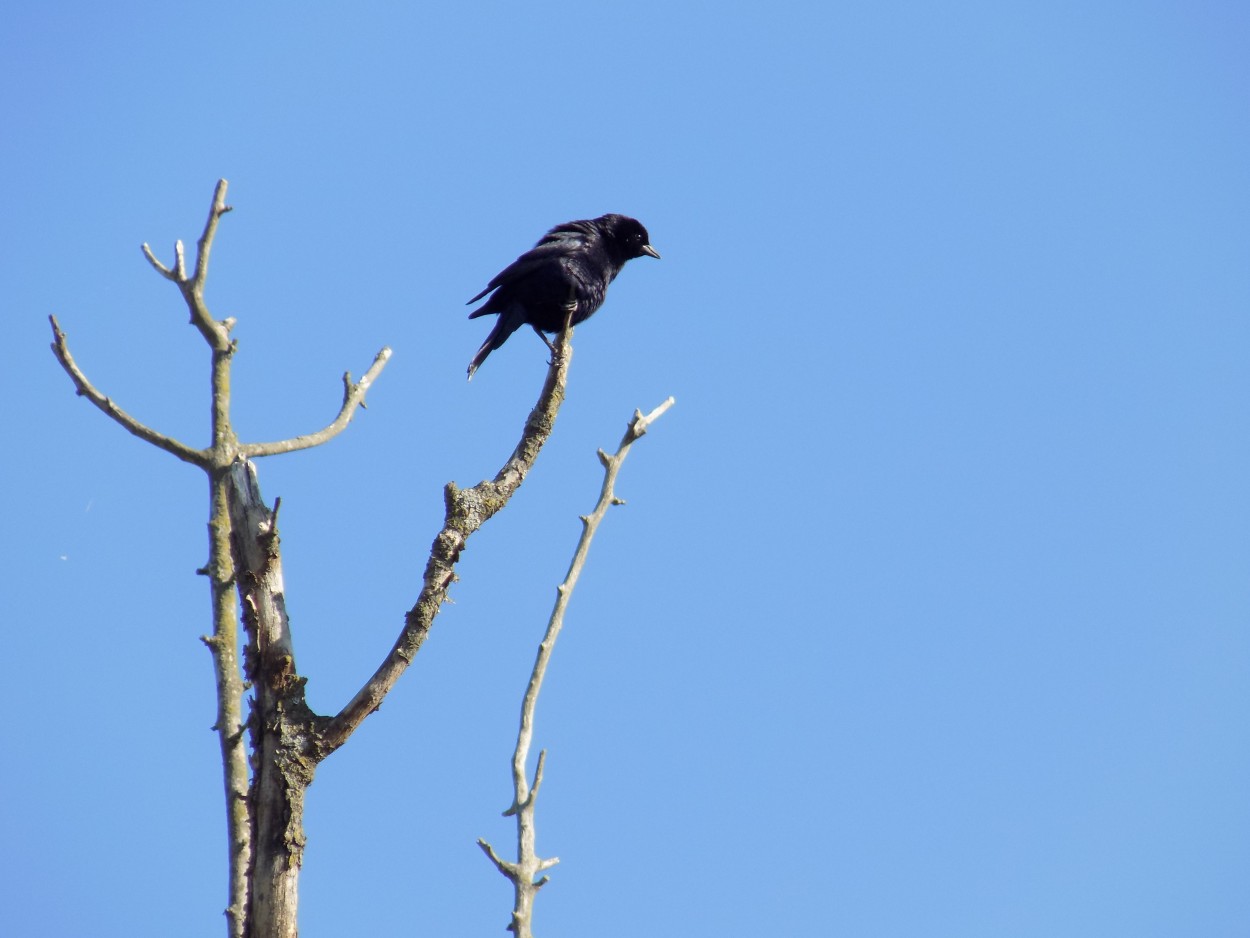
[642,244,661,259]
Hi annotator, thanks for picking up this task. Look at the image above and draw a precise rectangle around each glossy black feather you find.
[466,214,659,378]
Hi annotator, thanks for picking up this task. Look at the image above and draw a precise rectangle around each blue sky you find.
[3,2,1248,936]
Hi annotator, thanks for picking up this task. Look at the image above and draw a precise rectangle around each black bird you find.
[466,213,660,378]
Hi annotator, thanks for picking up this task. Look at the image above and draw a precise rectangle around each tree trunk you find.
[228,460,320,938]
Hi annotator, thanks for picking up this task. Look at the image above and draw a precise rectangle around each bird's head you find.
[597,214,661,261]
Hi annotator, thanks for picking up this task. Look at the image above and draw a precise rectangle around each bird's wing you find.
[466,228,595,304]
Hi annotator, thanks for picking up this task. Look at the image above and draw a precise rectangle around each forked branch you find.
[141,179,234,351]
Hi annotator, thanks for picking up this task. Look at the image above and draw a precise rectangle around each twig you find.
[478,396,675,938]
[242,349,392,457]
[192,179,232,293]
[141,242,177,281]
[48,314,208,467]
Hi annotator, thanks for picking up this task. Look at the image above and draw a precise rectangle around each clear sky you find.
[3,3,1248,936]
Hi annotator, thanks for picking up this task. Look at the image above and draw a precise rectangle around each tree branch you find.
[48,314,208,467]
[140,179,234,352]
[192,179,232,294]
[479,396,675,938]
[242,348,393,457]
[317,326,577,755]
[204,467,251,938]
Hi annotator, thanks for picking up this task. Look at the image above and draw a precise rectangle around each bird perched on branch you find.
[466,213,660,378]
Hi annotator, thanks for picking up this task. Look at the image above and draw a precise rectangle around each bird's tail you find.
[466,305,524,380]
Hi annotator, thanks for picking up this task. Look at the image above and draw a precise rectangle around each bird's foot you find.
[531,324,559,355]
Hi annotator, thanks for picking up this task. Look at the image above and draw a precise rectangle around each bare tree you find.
[50,180,671,937]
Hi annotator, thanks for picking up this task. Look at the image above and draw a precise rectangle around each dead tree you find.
[50,180,673,938]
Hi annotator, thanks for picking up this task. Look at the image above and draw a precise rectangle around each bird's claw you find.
[531,324,558,355]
